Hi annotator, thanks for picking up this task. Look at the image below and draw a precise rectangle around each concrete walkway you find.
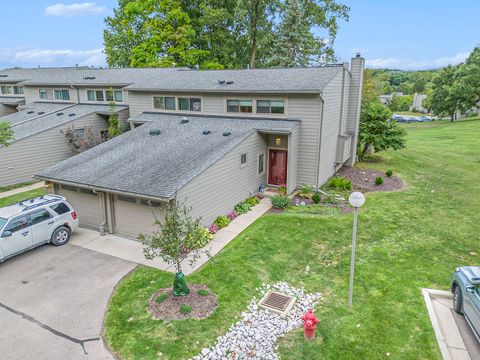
[423,288,480,360]
[0,181,46,199]
[70,198,272,275]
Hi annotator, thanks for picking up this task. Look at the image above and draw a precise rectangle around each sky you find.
[0,0,478,70]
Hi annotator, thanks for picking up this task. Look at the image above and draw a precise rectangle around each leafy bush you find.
[197,289,209,296]
[227,211,238,221]
[234,202,251,215]
[185,226,213,250]
[208,223,219,234]
[375,176,384,185]
[245,196,260,207]
[323,194,338,204]
[326,176,352,191]
[312,192,321,204]
[271,195,290,209]
[299,184,314,199]
[386,169,393,177]
[155,293,168,303]
[214,215,230,229]
[180,304,192,314]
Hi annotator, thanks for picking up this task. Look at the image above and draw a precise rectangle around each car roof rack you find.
[18,194,64,212]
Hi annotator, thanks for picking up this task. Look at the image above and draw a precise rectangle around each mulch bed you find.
[147,284,218,320]
[337,166,405,192]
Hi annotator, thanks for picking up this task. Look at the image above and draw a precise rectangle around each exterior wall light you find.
[275,136,282,146]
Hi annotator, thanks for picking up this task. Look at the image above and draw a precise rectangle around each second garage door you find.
[57,185,102,230]
[113,195,163,239]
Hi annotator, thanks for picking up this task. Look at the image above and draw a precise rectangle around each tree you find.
[362,69,383,106]
[107,100,122,138]
[358,101,406,160]
[138,202,208,296]
[0,121,14,147]
[428,65,462,121]
[455,47,480,113]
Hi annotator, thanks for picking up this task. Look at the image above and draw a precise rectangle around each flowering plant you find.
[279,183,287,195]
[227,211,238,221]
[208,223,219,234]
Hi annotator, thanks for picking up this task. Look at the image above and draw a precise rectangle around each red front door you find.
[268,150,288,185]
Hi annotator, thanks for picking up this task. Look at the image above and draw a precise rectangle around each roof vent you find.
[68,113,76,117]
[226,81,234,85]
[83,76,96,80]
[38,111,45,115]
[218,80,226,85]
[202,130,211,135]
[0,74,8,78]
[56,112,64,116]
[223,131,231,137]
[27,110,34,114]
[149,129,162,136]
[180,117,189,124]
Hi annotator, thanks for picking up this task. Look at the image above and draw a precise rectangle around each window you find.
[117,195,136,203]
[227,99,252,113]
[106,90,114,102]
[87,90,95,101]
[178,97,201,111]
[0,217,7,230]
[258,153,265,174]
[114,90,123,102]
[256,100,285,114]
[153,96,176,110]
[178,97,189,111]
[50,202,71,215]
[30,209,52,225]
[74,128,85,138]
[1,86,13,94]
[4,215,29,233]
[61,184,77,192]
[54,89,70,101]
[190,98,201,111]
[95,90,104,101]
[140,199,161,208]
[13,86,23,95]
[39,89,48,100]
[241,153,248,166]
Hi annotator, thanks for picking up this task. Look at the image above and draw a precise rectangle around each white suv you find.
[0,194,79,262]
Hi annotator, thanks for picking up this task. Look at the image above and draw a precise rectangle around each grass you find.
[0,188,47,208]
[0,180,40,193]
[197,289,209,296]
[104,118,480,360]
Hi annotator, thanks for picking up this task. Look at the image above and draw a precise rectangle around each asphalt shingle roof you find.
[10,103,127,142]
[36,113,300,200]
[2,102,72,125]
[0,96,25,105]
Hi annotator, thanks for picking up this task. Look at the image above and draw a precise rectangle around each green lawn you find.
[104,118,480,360]
[0,188,47,207]
[0,180,40,193]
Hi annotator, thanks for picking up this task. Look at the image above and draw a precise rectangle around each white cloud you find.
[45,3,106,16]
[366,52,469,70]
[0,48,106,67]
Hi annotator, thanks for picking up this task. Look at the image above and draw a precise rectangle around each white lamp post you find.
[348,191,365,307]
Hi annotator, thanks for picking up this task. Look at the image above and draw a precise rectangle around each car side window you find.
[50,202,71,215]
[4,215,29,233]
[30,209,53,225]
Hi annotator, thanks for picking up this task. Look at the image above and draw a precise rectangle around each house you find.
[34,55,365,237]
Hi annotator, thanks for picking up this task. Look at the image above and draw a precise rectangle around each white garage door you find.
[57,185,102,229]
[113,195,163,239]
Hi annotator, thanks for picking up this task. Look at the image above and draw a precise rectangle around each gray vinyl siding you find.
[116,108,130,128]
[0,113,108,186]
[0,104,17,117]
[177,132,268,225]
[286,126,299,194]
[318,70,345,185]
[23,85,78,104]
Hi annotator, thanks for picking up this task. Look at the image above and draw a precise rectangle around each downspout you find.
[315,94,325,191]
[98,192,107,236]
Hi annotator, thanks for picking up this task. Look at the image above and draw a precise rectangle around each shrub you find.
[326,176,352,191]
[185,226,213,250]
[312,192,321,204]
[227,210,238,221]
[208,223,219,234]
[197,289,209,296]
[180,304,192,314]
[155,293,168,303]
[234,202,251,215]
[386,169,393,177]
[375,176,384,185]
[299,184,314,199]
[245,196,260,207]
[271,195,290,209]
[323,194,338,204]
[214,215,230,229]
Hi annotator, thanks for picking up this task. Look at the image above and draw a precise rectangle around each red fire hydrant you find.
[302,309,320,340]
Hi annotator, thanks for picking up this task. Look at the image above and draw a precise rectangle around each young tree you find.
[358,101,406,160]
[0,121,14,147]
[138,202,208,296]
[455,47,480,113]
[427,65,462,121]
[107,100,122,138]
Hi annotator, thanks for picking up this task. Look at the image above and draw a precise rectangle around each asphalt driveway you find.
[0,243,136,360]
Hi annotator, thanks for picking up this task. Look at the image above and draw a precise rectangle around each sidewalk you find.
[69,198,272,274]
[0,182,46,199]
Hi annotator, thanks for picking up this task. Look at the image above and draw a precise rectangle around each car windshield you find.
[0,217,7,230]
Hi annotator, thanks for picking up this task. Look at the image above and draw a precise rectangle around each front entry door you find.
[269,150,288,185]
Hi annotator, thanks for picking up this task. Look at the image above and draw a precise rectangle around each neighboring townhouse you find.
[35,55,365,237]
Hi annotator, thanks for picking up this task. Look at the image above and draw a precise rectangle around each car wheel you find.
[453,284,463,314]
[51,226,71,246]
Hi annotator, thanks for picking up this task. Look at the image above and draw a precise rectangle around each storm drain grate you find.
[259,291,296,315]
